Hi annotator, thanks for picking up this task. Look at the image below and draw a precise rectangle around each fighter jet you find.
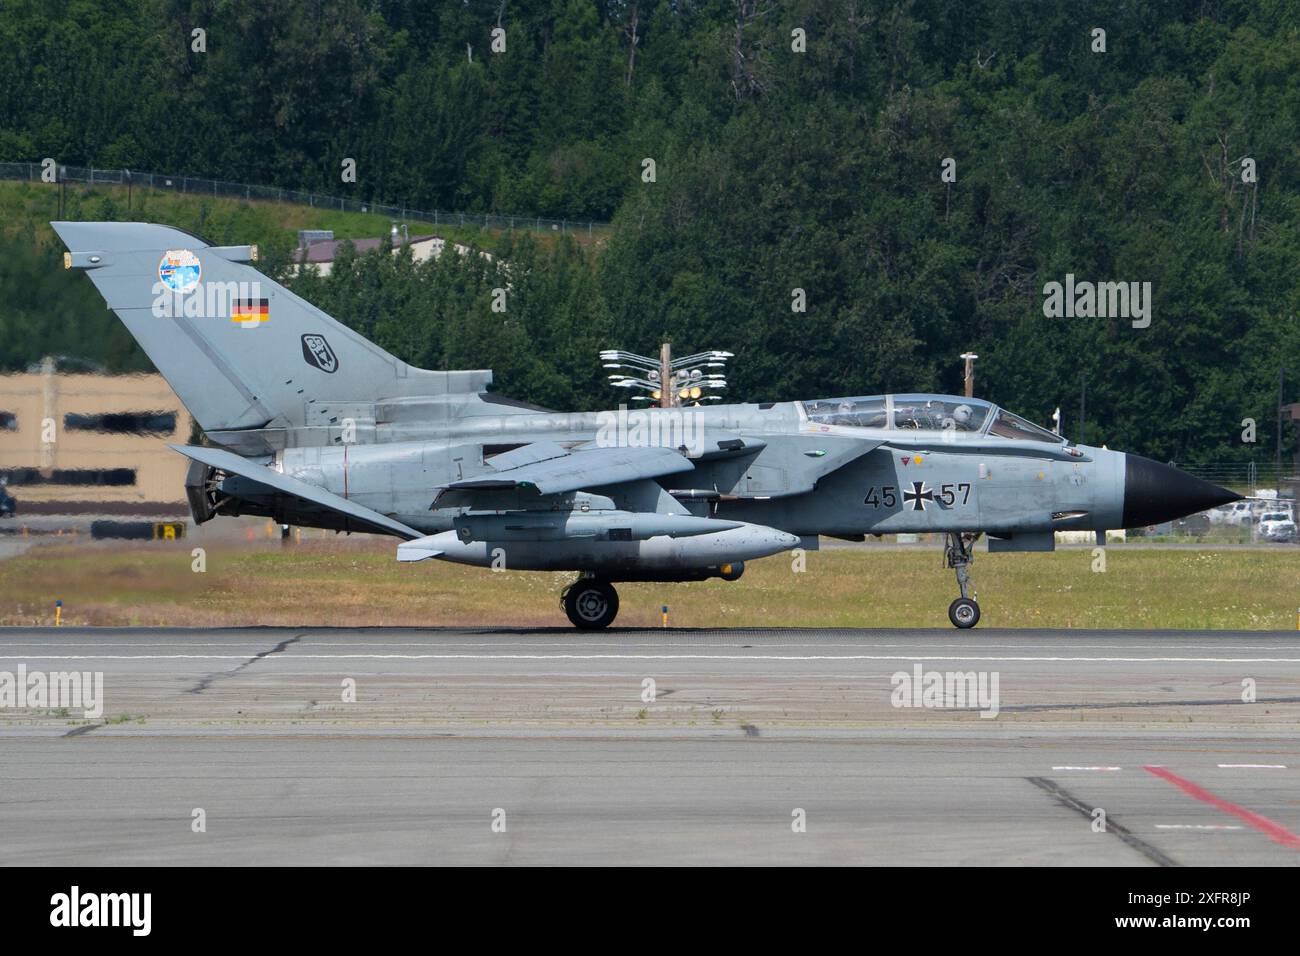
[53,222,1241,628]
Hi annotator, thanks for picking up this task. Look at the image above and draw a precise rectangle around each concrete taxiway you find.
[0,626,1297,865]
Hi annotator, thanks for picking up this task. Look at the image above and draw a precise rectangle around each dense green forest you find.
[2,0,1299,465]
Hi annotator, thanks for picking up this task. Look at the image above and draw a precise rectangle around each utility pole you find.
[1277,364,1284,483]
[960,352,978,398]
[1078,374,1087,446]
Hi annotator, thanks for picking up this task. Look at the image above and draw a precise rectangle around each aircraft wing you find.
[435,443,694,503]
[170,444,423,540]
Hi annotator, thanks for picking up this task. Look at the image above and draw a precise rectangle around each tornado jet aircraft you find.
[53,222,1241,628]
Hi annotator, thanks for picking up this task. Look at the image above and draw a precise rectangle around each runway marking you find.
[1142,766,1300,851]
[1,653,1299,663]
[0,643,291,648]
[1052,766,1122,771]
[1154,825,1244,831]
[1217,764,1287,769]
[7,642,1300,650]
[5,641,1299,651]
[1027,776,1179,867]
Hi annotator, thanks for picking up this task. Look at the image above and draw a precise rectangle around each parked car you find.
[1223,500,1256,526]
[1205,505,1235,525]
[1258,511,1297,542]
[1175,513,1212,535]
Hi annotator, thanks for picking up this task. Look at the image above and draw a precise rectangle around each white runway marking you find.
[0,652,1299,663]
[4,638,1300,654]
[1154,824,1244,831]
[1217,763,1287,769]
[1052,766,1122,771]
[0,642,1294,650]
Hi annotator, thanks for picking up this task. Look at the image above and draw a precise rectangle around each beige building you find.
[0,360,193,514]
[288,232,492,277]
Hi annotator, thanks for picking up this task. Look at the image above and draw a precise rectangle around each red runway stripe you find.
[1143,765,1300,851]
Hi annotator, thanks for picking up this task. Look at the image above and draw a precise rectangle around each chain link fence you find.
[1181,463,1295,490]
[1,161,610,237]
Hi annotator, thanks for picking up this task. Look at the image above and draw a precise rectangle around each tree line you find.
[2,0,1299,464]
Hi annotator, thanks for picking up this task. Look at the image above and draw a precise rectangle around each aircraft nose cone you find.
[1122,454,1241,528]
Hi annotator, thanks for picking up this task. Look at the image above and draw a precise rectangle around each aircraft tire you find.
[564,579,619,629]
[948,597,980,629]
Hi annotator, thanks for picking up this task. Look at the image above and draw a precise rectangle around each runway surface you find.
[1,626,1298,865]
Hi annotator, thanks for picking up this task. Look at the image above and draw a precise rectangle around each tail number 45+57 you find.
[864,483,971,508]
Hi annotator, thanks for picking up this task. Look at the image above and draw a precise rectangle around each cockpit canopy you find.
[801,393,1062,443]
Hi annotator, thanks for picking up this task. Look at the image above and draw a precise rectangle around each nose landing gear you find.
[944,532,981,629]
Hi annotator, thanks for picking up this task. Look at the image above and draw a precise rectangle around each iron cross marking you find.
[903,481,933,512]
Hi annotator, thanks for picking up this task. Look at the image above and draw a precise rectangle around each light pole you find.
[660,343,672,409]
[960,352,978,398]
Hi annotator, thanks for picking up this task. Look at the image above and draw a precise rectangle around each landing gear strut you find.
[562,577,620,630]
[944,532,981,629]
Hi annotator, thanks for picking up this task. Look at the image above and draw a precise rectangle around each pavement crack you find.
[62,724,101,737]
[186,634,303,695]
[1027,776,1179,867]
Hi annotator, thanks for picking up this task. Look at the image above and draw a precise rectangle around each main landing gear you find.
[562,577,620,630]
[944,532,981,629]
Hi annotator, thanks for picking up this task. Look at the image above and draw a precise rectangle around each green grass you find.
[2,539,1297,630]
[0,179,604,252]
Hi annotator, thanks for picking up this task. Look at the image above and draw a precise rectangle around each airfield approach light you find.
[600,344,733,407]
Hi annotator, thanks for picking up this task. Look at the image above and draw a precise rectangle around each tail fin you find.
[51,221,490,435]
